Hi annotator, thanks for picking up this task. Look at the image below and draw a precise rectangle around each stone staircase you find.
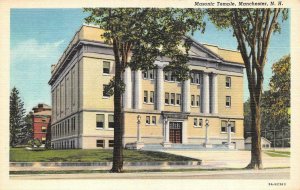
[140,143,235,151]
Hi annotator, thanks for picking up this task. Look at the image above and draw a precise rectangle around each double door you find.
[169,122,182,144]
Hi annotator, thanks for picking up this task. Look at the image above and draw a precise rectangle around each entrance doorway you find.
[169,122,182,143]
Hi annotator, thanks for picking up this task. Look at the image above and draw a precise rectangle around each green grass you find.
[264,150,290,157]
[10,148,199,162]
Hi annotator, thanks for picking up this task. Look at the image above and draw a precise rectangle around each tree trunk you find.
[246,98,263,169]
[111,40,124,173]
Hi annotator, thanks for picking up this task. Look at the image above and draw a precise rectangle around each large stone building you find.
[49,25,245,150]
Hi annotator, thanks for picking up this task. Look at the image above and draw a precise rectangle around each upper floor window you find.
[103,85,110,97]
[96,114,104,129]
[196,95,200,106]
[149,70,154,79]
[190,72,201,84]
[143,70,155,80]
[108,115,114,128]
[144,91,148,103]
[170,93,175,105]
[164,71,176,82]
[42,126,47,133]
[226,96,231,107]
[193,118,197,126]
[150,91,154,103]
[165,93,170,104]
[143,71,148,79]
[191,95,195,106]
[103,61,110,74]
[170,72,176,81]
[176,94,181,105]
[226,76,231,88]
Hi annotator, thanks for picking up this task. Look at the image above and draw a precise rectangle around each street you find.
[10,168,289,179]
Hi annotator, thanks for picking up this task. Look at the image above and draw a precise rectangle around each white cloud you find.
[12,38,65,62]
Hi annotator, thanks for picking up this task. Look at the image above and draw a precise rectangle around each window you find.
[195,73,200,84]
[221,120,227,132]
[42,126,47,133]
[165,93,169,104]
[103,61,110,74]
[146,116,150,124]
[176,94,181,105]
[164,72,169,80]
[199,119,203,127]
[196,95,200,106]
[149,70,154,79]
[226,96,231,107]
[230,121,236,133]
[226,76,231,88]
[221,120,236,133]
[96,114,104,129]
[150,91,154,103]
[143,71,148,79]
[191,95,195,106]
[170,72,176,81]
[152,116,156,124]
[108,115,114,129]
[103,85,110,97]
[42,137,46,144]
[144,91,148,103]
[170,93,175,105]
[96,140,105,148]
[190,72,195,83]
[194,118,197,126]
[109,140,114,148]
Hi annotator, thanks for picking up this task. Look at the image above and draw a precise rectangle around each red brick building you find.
[32,104,52,145]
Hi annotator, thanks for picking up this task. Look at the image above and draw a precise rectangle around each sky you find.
[10,9,290,112]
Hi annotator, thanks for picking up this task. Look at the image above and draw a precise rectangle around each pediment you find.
[187,39,222,61]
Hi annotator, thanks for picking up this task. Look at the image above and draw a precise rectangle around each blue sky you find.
[10,9,290,112]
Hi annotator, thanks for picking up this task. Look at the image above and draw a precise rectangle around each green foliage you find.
[84,8,205,82]
[33,139,42,148]
[10,87,26,147]
[244,55,290,147]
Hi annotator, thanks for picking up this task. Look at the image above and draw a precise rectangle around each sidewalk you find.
[161,150,290,169]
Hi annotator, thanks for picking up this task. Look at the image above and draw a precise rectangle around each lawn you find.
[264,150,290,157]
[10,148,198,162]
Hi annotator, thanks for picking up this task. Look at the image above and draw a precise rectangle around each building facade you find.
[49,25,245,150]
[32,103,52,145]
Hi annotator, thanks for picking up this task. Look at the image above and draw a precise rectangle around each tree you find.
[207,9,288,169]
[261,55,290,147]
[21,112,34,145]
[10,87,26,147]
[84,8,205,172]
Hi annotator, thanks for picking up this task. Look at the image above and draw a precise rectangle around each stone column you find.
[123,67,132,109]
[134,70,142,109]
[182,78,191,112]
[137,118,141,142]
[202,72,210,114]
[211,73,218,114]
[156,67,164,111]
[163,118,171,147]
[227,124,232,144]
